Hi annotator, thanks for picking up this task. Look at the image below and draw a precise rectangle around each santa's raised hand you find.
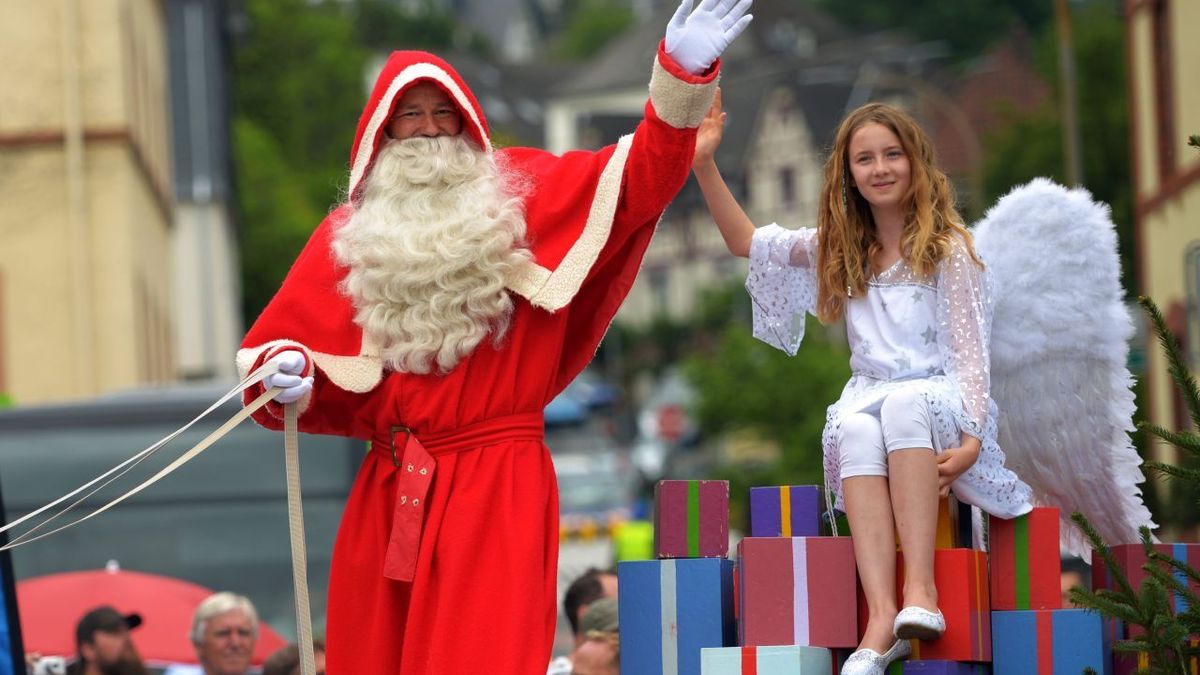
[665,0,754,76]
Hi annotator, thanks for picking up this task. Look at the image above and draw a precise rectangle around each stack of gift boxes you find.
[619,479,1198,674]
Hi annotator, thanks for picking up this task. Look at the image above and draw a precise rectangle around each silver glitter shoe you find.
[840,639,912,675]
[893,605,946,641]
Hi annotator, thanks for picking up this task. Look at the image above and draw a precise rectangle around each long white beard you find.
[332,135,531,374]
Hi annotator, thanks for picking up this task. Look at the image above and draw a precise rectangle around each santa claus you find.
[236,1,752,672]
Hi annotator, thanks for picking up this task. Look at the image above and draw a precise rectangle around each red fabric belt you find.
[369,412,545,582]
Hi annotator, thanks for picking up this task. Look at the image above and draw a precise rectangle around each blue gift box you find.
[620,558,736,675]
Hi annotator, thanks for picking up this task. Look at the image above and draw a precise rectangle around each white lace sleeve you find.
[936,238,994,437]
[745,224,818,355]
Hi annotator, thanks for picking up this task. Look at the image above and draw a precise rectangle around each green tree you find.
[1070,296,1200,674]
[812,0,1052,62]
[353,0,457,52]
[232,118,325,319]
[981,1,1133,290]
[232,0,369,318]
[684,316,850,528]
[553,0,634,61]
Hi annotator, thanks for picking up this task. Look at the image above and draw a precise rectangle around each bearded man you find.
[237,1,752,672]
[68,607,148,675]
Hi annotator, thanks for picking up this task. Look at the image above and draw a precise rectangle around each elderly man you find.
[163,593,258,675]
[67,606,147,675]
[237,1,752,672]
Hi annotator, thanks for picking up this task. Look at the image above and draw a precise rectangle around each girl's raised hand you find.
[693,87,726,168]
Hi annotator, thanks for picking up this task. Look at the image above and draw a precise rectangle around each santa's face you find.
[386,82,463,140]
[333,136,531,375]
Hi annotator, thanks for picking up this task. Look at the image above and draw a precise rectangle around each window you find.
[779,166,796,207]
[649,268,669,316]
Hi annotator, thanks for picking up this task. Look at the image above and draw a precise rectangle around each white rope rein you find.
[1,362,316,675]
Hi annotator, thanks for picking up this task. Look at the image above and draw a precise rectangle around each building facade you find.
[1128,0,1200,454]
[0,0,175,404]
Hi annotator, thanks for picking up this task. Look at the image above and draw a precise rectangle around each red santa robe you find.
[238,45,718,674]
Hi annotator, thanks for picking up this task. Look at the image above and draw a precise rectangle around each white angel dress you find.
[745,178,1155,556]
[747,225,1033,522]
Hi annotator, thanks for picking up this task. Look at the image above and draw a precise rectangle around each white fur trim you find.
[348,63,493,198]
[236,340,316,416]
[506,260,553,301]
[506,133,635,312]
[649,54,719,129]
[238,335,384,402]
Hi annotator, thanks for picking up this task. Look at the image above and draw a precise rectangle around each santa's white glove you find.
[263,350,312,404]
[664,0,754,76]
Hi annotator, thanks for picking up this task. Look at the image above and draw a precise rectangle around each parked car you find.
[543,392,634,540]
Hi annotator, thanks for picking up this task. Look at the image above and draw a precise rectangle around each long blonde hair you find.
[814,103,981,323]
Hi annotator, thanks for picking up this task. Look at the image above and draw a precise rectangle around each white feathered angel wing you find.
[972,178,1155,557]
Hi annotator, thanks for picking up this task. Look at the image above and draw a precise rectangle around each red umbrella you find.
[17,564,288,666]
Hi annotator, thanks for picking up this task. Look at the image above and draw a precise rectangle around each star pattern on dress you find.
[859,339,873,355]
[922,326,936,345]
[912,289,924,304]
[894,354,911,371]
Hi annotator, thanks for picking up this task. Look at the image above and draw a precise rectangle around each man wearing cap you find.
[571,598,620,675]
[237,1,753,672]
[68,606,147,675]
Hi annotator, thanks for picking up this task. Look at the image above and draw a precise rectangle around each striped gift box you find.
[899,661,991,674]
[700,645,833,674]
[890,549,991,662]
[989,507,1061,610]
[738,537,858,648]
[656,480,730,558]
[749,486,821,538]
[1092,542,1200,639]
[619,558,735,675]
[992,609,1111,675]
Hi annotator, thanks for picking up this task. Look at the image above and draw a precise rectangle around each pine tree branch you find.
[1143,461,1200,485]
[1137,426,1200,455]
[1139,297,1200,430]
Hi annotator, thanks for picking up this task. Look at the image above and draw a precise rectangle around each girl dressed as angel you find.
[693,94,1033,675]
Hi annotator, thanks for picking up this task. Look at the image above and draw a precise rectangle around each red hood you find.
[348,50,492,201]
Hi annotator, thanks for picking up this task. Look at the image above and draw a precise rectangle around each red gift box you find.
[655,480,729,558]
[1092,542,1200,638]
[989,507,1061,610]
[858,549,991,662]
[739,536,858,648]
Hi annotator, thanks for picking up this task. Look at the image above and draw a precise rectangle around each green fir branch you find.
[1189,134,1200,150]
[1071,298,1200,673]
[1137,426,1200,455]
[1142,462,1200,484]
[1139,297,1200,430]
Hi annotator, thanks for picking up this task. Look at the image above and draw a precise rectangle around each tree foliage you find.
[980,1,1133,290]
[1070,295,1200,674]
[232,118,326,320]
[354,0,457,52]
[812,0,1052,62]
[232,0,370,319]
[683,313,850,526]
[553,0,634,61]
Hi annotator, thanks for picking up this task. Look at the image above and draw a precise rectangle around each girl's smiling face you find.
[847,122,911,215]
